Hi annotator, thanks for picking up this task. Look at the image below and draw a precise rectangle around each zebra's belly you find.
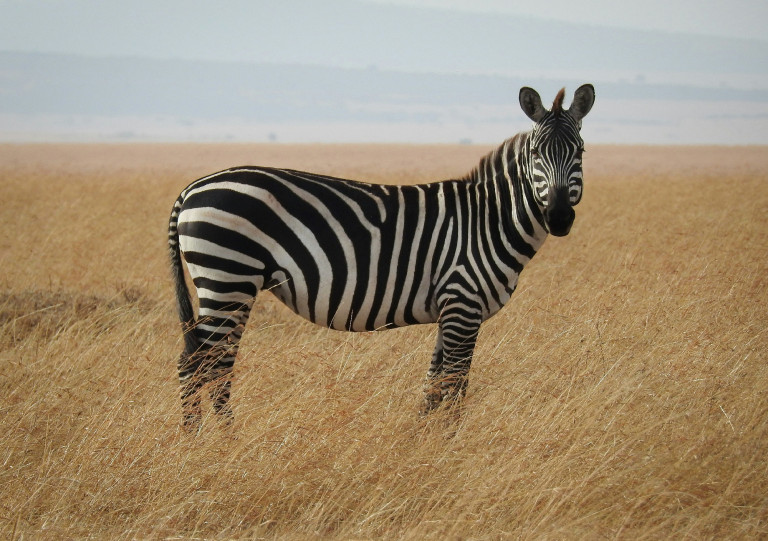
[267,275,438,332]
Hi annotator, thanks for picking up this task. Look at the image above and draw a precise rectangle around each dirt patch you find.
[0,287,155,346]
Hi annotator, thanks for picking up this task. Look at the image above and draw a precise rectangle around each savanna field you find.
[0,143,766,539]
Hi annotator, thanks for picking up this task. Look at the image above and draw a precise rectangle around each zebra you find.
[168,84,595,429]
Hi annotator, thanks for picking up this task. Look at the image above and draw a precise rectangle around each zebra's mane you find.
[462,133,525,184]
[552,88,566,114]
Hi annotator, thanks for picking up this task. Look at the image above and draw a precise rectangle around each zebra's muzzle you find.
[544,203,575,237]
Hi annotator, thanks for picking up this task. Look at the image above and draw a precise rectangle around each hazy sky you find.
[2,0,766,61]
[366,0,768,41]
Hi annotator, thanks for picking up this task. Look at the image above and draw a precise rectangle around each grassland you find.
[0,143,766,539]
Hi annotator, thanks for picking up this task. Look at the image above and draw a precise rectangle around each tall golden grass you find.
[1,143,766,539]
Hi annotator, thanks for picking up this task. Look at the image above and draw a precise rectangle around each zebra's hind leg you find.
[179,293,254,430]
[178,350,205,430]
[178,346,235,431]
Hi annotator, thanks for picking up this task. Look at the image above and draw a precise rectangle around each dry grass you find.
[0,143,766,539]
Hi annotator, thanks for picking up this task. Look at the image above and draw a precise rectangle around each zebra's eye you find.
[531,148,540,159]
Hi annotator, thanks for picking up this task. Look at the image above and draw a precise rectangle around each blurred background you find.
[1,0,766,144]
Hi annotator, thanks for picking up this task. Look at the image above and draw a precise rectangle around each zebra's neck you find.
[465,133,549,259]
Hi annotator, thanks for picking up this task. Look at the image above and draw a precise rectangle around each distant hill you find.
[1,52,767,143]
[2,51,767,117]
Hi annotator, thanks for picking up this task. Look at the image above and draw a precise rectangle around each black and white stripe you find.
[168,84,595,428]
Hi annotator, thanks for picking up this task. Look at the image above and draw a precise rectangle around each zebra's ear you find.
[569,84,595,123]
[519,87,547,123]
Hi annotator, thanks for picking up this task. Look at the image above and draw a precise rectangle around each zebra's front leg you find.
[422,304,482,414]
[422,329,445,414]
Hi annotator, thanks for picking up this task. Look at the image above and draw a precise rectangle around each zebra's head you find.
[519,84,595,237]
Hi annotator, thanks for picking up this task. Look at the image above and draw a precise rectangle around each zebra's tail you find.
[168,194,199,355]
